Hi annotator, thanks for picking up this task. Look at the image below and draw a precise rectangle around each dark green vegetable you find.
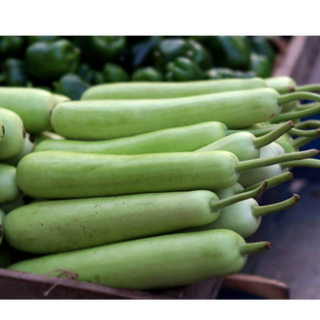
[103,63,129,83]
[27,36,60,45]
[75,36,126,66]
[0,36,24,59]
[250,53,272,78]
[250,36,275,64]
[26,40,80,80]
[185,39,213,70]
[77,63,96,83]
[206,68,235,79]
[0,58,29,86]
[54,74,90,100]
[131,67,162,82]
[204,36,250,70]
[165,57,203,81]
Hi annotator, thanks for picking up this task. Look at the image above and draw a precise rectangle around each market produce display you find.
[2,36,320,296]
[0,36,281,100]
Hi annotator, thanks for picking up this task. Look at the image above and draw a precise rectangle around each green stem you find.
[295,120,320,129]
[290,128,320,137]
[292,132,320,149]
[253,194,300,217]
[281,159,320,169]
[297,102,319,110]
[254,121,294,149]
[235,149,319,173]
[242,172,293,193]
[239,241,271,255]
[228,125,318,137]
[210,181,267,211]
[278,92,320,105]
[271,103,320,123]
[295,84,320,92]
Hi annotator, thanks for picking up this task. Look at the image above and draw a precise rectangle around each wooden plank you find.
[0,268,222,299]
[222,274,289,299]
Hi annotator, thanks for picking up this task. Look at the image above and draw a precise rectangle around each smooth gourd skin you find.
[265,76,297,112]
[81,78,266,100]
[0,164,21,203]
[0,108,24,160]
[0,88,56,134]
[238,143,286,187]
[8,229,248,290]
[2,133,35,166]
[199,199,261,238]
[197,132,259,161]
[52,88,281,140]
[35,122,227,155]
[34,131,65,145]
[16,151,239,199]
[265,76,296,94]
[4,190,219,254]
[52,93,70,105]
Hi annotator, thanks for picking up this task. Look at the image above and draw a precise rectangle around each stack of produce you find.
[1,75,320,291]
[0,36,282,100]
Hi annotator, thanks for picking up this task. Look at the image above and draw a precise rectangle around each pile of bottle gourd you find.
[1,76,320,291]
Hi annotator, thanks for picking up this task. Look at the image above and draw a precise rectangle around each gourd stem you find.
[297,102,319,110]
[278,92,320,105]
[281,159,320,169]
[290,128,320,137]
[235,149,319,173]
[228,126,317,137]
[254,121,294,149]
[210,181,267,211]
[295,84,320,92]
[242,172,293,193]
[295,120,320,129]
[271,103,320,123]
[253,194,300,217]
[292,132,320,149]
[239,241,271,255]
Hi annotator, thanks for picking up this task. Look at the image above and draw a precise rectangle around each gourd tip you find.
[289,86,296,92]
[288,120,295,128]
[293,193,301,203]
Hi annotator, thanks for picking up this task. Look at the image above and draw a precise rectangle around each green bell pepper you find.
[77,63,96,83]
[0,36,25,59]
[204,36,250,70]
[233,70,256,78]
[131,67,162,81]
[187,36,209,43]
[0,58,29,86]
[153,38,189,70]
[249,53,272,78]
[185,39,213,70]
[131,36,163,69]
[76,36,126,66]
[27,36,60,45]
[93,71,105,85]
[250,36,275,64]
[154,38,212,71]
[54,74,90,100]
[103,63,129,83]
[26,40,80,80]
[165,57,204,81]
[205,68,235,79]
